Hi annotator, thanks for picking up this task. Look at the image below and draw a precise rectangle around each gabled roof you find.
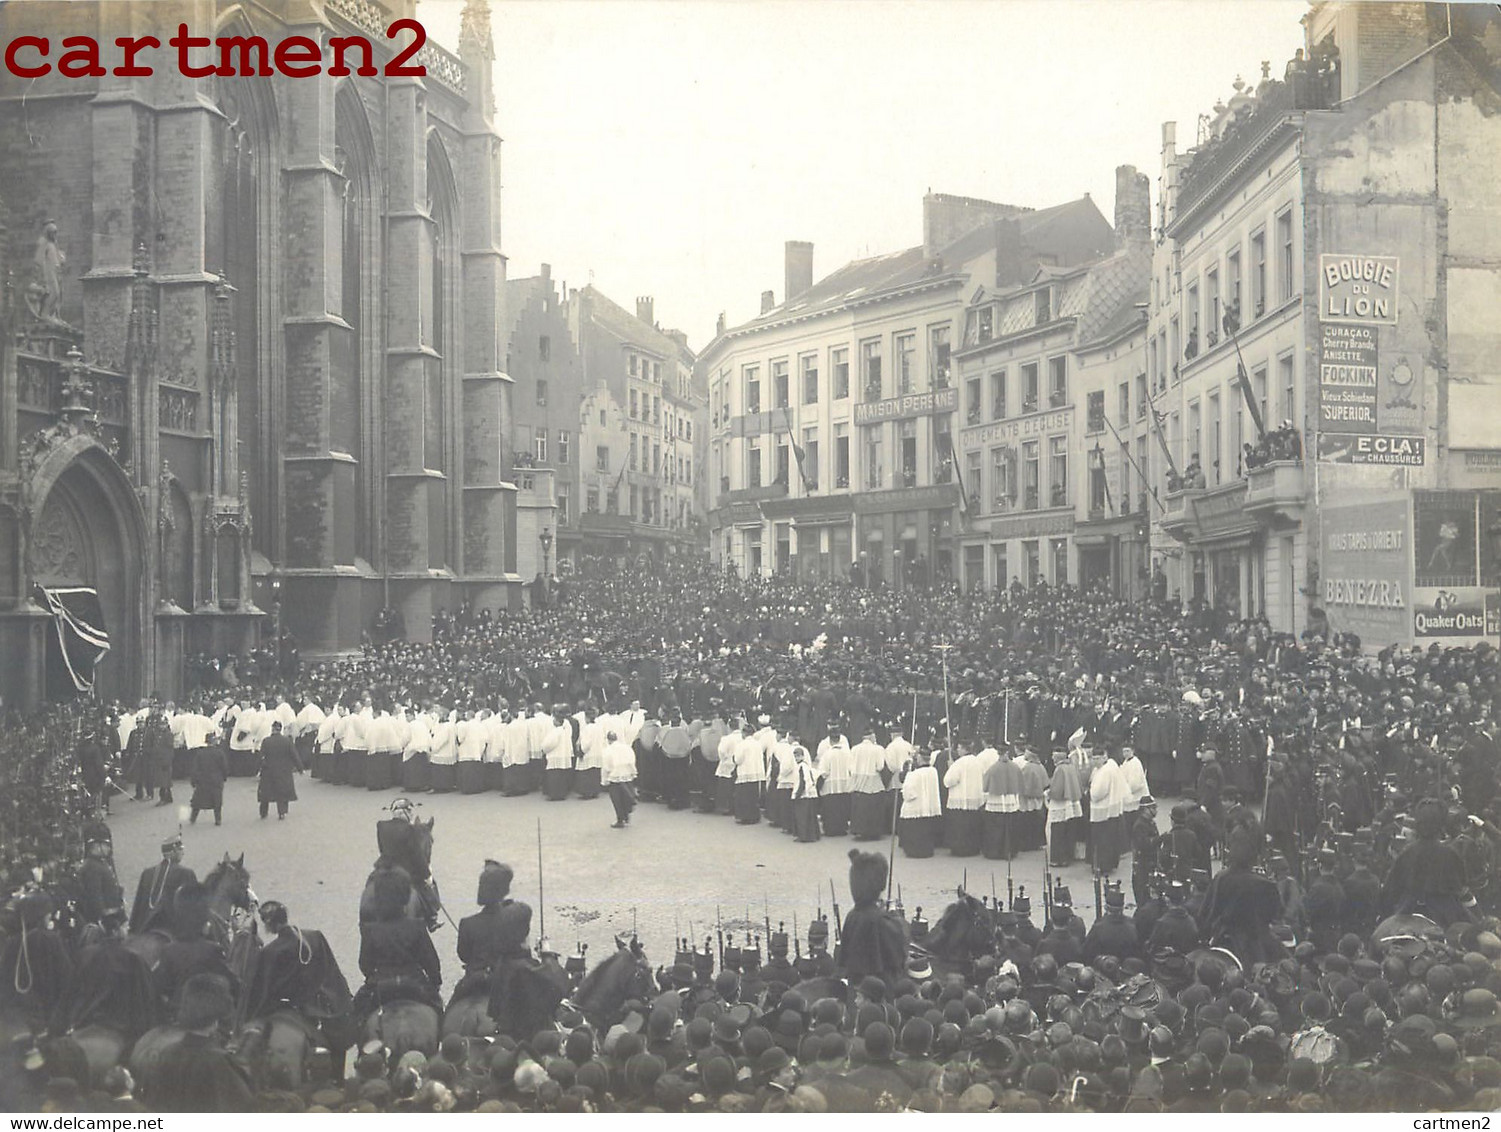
[578,285,682,359]
[504,275,545,342]
[758,245,936,325]
[944,195,1110,280]
[718,194,1113,347]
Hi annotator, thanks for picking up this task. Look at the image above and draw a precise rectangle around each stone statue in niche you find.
[26,220,71,327]
[158,462,176,534]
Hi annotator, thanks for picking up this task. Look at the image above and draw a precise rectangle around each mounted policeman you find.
[363,798,441,932]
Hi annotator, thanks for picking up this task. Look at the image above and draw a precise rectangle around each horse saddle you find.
[369,977,435,1011]
[242,1007,319,1046]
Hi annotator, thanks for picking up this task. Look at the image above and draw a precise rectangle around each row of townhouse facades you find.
[697,192,1121,588]
[698,0,1501,646]
[503,274,710,576]
[1145,0,1501,646]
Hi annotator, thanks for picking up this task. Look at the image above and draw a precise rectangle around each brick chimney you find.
[785,241,813,302]
[760,290,776,315]
[1113,164,1151,249]
[716,311,727,337]
[1160,122,1180,229]
[924,192,1027,258]
[636,296,654,327]
[993,217,1023,286]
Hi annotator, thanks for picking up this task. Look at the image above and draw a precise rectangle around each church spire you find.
[458,0,495,122]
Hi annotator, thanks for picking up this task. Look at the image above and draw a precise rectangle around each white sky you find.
[419,0,1309,350]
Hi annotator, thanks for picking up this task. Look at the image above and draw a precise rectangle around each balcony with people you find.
[1241,419,1303,472]
[1163,452,1206,536]
[1174,48,1338,220]
[1244,421,1307,520]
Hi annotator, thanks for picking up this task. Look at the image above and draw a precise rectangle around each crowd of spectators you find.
[3,555,1500,1113]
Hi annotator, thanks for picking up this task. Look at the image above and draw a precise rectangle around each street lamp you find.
[539,526,553,576]
[268,568,283,677]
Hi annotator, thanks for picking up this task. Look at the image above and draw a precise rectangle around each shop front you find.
[1162,475,1304,627]
[1074,511,1149,600]
[710,500,770,576]
[852,483,961,589]
[762,495,857,581]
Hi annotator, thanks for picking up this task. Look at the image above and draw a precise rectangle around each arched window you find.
[335,86,375,563]
[210,66,271,554]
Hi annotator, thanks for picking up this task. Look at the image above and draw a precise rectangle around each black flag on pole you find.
[33,584,110,692]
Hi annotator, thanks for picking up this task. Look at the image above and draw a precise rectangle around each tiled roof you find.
[1079,282,1150,349]
[727,195,1113,338]
[579,285,681,357]
[1074,250,1152,344]
[752,246,935,326]
[986,244,1151,346]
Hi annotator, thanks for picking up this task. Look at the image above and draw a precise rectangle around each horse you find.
[124,853,257,976]
[443,955,569,1041]
[57,1020,186,1089]
[441,995,496,1040]
[122,928,171,973]
[360,821,438,929]
[198,855,260,984]
[360,865,427,925]
[126,1024,189,1083]
[0,1000,41,1111]
[364,1001,441,1063]
[235,1009,322,1090]
[571,937,655,1028]
[67,855,257,1087]
[917,892,996,977]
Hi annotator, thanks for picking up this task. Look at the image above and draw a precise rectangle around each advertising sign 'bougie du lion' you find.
[1320,254,1399,325]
